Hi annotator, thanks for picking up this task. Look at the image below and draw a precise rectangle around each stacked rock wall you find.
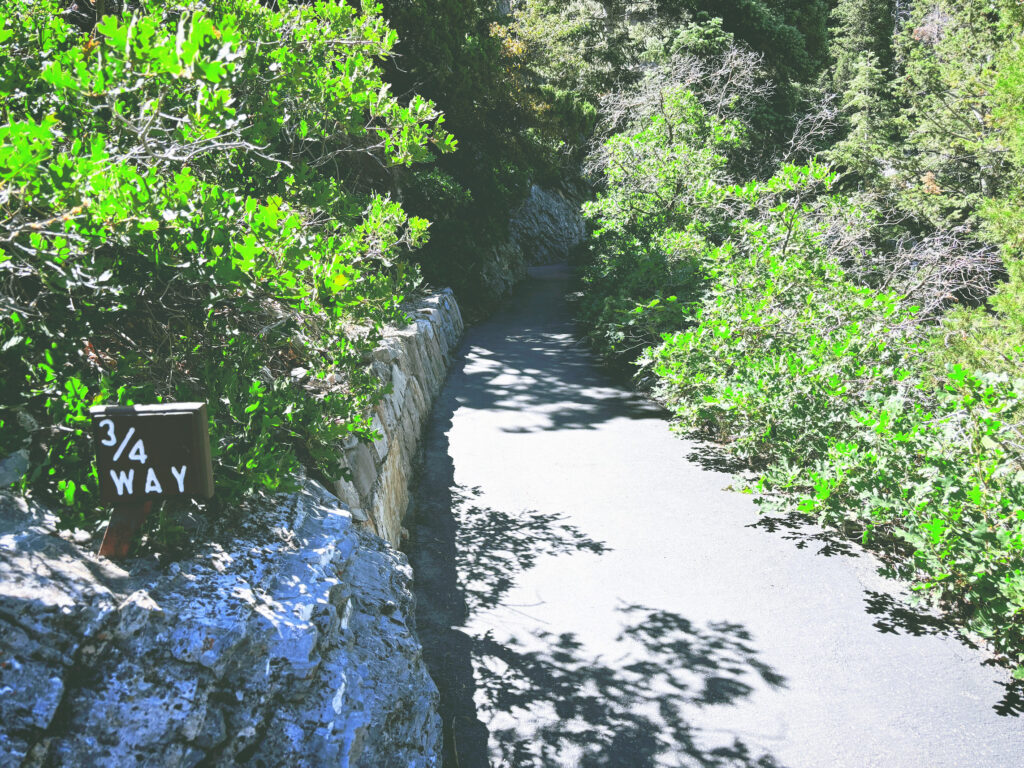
[333,289,464,547]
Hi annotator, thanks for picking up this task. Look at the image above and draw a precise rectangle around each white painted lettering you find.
[110,468,134,496]
[128,439,148,464]
[144,467,162,494]
[99,419,117,446]
[171,465,187,493]
[112,426,136,462]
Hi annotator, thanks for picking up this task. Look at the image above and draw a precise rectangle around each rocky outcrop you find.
[333,290,463,547]
[470,182,587,303]
[0,480,441,768]
[509,184,586,266]
[477,239,530,302]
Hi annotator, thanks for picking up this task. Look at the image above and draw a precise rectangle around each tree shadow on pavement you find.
[989,672,1024,717]
[453,334,667,435]
[682,442,754,477]
[746,510,861,559]
[409,271,792,766]
[743,502,1024,720]
[410,476,616,767]
[861,593,1024,720]
[862,590,963,640]
[445,269,666,435]
[680,443,862,560]
[450,486,609,613]
[411,471,789,767]
[463,603,788,768]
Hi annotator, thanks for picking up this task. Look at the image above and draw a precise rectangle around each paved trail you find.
[408,265,1023,768]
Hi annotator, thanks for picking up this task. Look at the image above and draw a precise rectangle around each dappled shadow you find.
[409,319,625,766]
[409,267,786,766]
[991,676,1024,718]
[451,485,609,613]
[862,590,966,641]
[746,510,860,559]
[444,267,666,434]
[683,442,755,476]
[747,506,1024,719]
[463,603,787,768]
[409,373,787,766]
[409,370,788,768]
[409,472,616,765]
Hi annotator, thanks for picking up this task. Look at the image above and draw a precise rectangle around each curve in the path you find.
[408,264,1023,768]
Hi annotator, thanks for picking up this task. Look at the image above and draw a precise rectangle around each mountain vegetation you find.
[0,0,455,537]
[2,0,1023,673]
[552,0,1024,675]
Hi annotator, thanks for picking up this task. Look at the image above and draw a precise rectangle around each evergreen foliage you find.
[828,0,895,93]
[379,0,561,304]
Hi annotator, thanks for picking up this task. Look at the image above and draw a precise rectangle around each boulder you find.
[0,482,441,768]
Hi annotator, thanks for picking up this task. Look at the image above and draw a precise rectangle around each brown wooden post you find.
[97,501,153,559]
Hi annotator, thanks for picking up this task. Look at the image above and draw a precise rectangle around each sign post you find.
[89,402,214,559]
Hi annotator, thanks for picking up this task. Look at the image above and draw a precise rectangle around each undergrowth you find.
[580,58,1024,674]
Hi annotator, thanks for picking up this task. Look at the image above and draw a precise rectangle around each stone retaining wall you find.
[333,289,464,547]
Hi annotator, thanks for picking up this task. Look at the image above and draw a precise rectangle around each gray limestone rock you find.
[509,184,586,265]
[0,494,124,767]
[0,451,28,489]
[0,481,441,767]
[479,238,529,300]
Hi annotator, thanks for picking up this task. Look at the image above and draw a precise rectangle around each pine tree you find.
[828,0,896,94]
[891,0,1008,230]
[827,51,896,182]
[981,23,1024,258]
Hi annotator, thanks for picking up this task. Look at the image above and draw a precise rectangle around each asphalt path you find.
[408,264,1024,768]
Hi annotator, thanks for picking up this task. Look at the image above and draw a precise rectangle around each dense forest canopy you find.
[2,0,1024,672]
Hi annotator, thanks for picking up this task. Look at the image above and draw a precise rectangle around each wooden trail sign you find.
[89,402,214,558]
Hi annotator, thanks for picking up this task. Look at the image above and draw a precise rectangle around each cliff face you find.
[0,290,465,768]
[509,184,586,266]
[469,183,587,307]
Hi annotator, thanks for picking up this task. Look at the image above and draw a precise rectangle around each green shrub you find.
[580,61,1024,669]
[0,0,452,530]
[579,85,748,359]
[652,165,1024,671]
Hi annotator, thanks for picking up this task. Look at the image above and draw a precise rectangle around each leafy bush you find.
[578,51,771,360]
[0,0,452,531]
[578,90,737,357]
[581,55,1024,670]
[650,164,1024,672]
